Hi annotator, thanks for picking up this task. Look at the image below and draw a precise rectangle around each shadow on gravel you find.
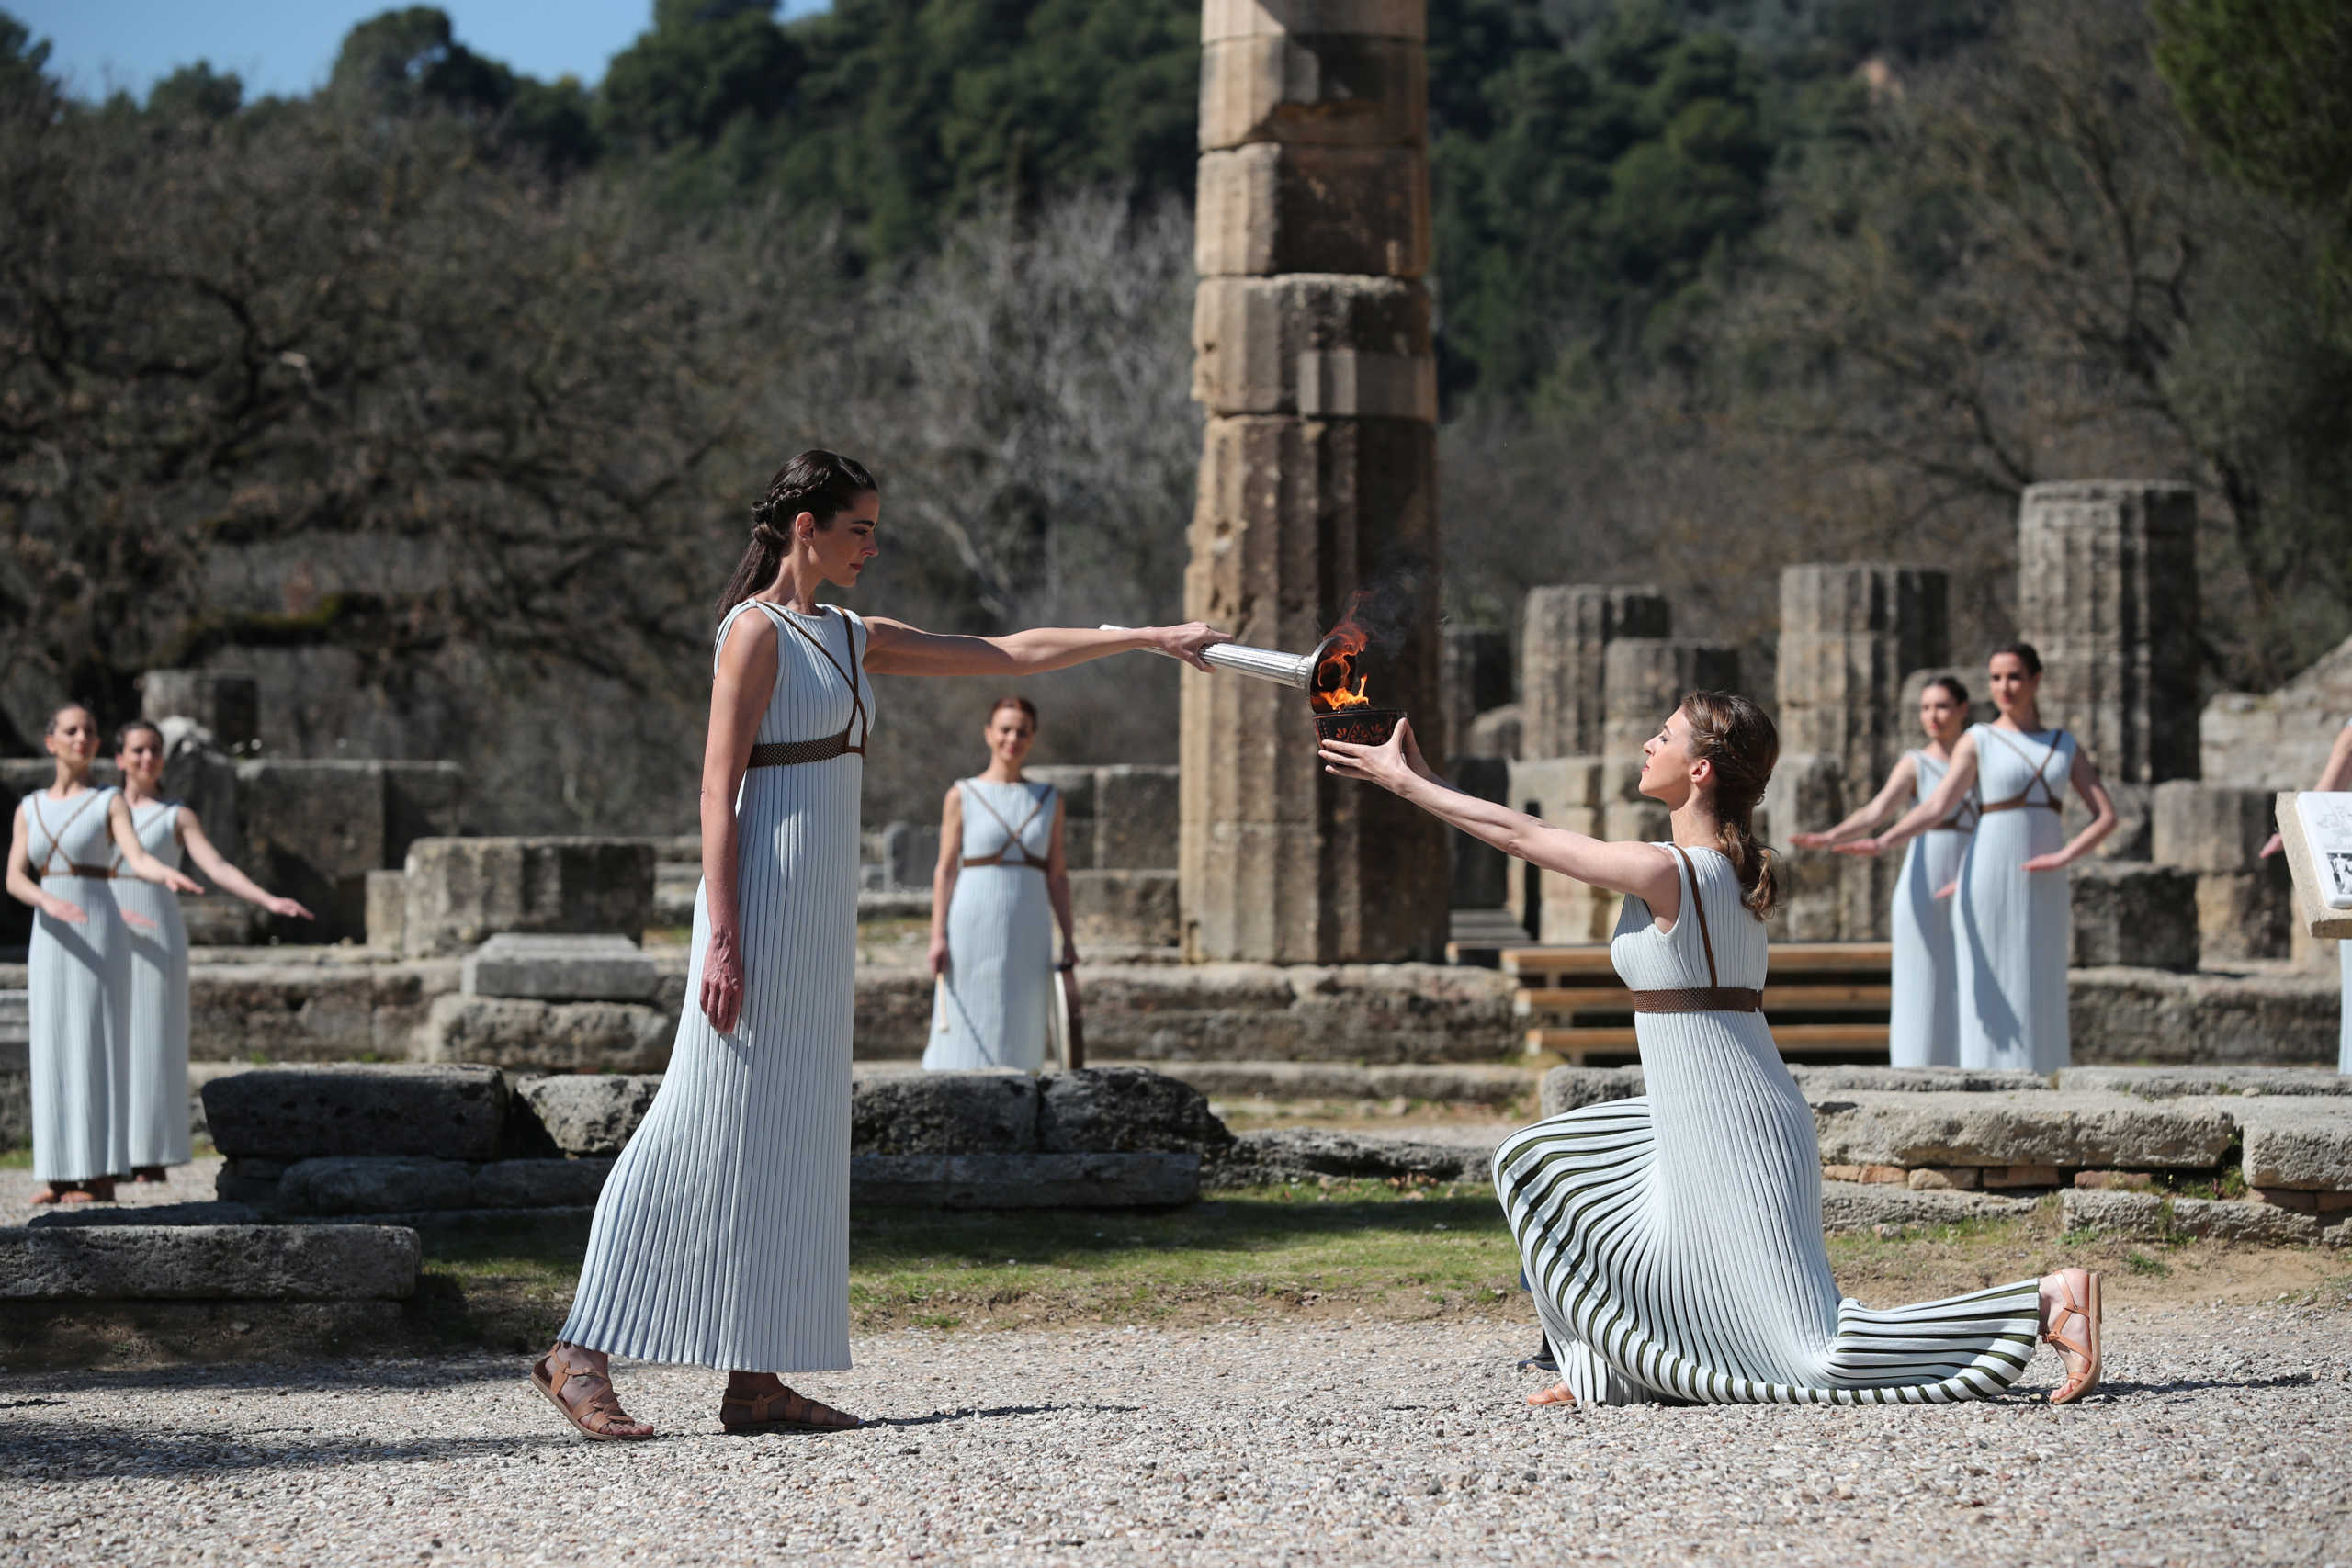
[0,1424,581,1476]
[2098,1372,2316,1395]
[865,1402,1142,1429]
[4,1357,532,1396]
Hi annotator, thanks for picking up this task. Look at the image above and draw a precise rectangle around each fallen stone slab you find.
[515,1074,664,1156]
[274,1156,616,1216]
[1142,1060,1536,1106]
[469,1158,615,1210]
[0,1224,419,1300]
[1206,1128,1488,1189]
[1811,1091,2235,1171]
[463,932,661,1002]
[849,1152,1199,1208]
[1818,1182,2037,1235]
[2060,1188,2322,1246]
[423,995,673,1074]
[28,1201,261,1228]
[1539,1066,1645,1117]
[188,958,460,1065]
[2068,965,2339,1066]
[1036,1066,1232,1154]
[852,1070,1038,1156]
[1787,1066,2052,1095]
[202,1064,508,1162]
[2188,1097,2352,1192]
[2060,1066,2352,1100]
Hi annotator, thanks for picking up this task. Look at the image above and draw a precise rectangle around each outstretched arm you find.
[1320,718,1681,917]
[1791,754,1918,849]
[7,805,85,923]
[861,619,1228,677]
[177,811,313,919]
[106,796,202,895]
[2260,723,2352,858]
[698,610,782,1032]
[1837,734,1980,857]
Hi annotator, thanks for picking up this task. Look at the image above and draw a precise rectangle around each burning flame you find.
[1312,596,1373,713]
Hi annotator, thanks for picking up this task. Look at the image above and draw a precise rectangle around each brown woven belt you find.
[962,855,1045,872]
[1978,798,2061,815]
[1630,987,1763,1013]
[748,735,856,768]
[44,863,117,880]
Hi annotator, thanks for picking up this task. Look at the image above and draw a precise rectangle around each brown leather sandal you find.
[719,1386,863,1435]
[2043,1268,2103,1404]
[531,1355,655,1441]
[1526,1382,1577,1408]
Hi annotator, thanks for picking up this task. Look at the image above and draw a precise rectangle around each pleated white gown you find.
[22,787,130,1185]
[1955,726,2075,1073]
[117,801,192,1169]
[1888,751,1977,1068]
[560,600,872,1372]
[924,779,1057,1072]
[1495,846,2042,1405]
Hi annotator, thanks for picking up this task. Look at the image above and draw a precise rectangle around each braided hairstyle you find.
[714,449,878,616]
[1679,690,1781,919]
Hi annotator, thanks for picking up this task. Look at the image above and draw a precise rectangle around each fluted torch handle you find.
[1099,626,1315,690]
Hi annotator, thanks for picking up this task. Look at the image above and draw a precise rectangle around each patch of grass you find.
[0,1145,31,1169]
[2121,1248,2173,1278]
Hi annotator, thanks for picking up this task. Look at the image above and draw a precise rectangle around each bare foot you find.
[2039,1268,2102,1404]
[1526,1382,1577,1407]
[531,1343,655,1440]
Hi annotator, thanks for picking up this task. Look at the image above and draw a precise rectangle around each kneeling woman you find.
[1320,693,2102,1407]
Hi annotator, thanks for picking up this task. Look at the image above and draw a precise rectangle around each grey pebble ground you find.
[4,1304,2349,1567]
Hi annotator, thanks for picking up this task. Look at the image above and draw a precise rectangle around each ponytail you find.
[1679,690,1781,920]
[715,449,878,616]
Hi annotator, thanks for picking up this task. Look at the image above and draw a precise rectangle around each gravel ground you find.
[3,1159,220,1213]
[4,1304,2349,1567]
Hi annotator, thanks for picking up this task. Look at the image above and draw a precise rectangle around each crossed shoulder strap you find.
[961,782,1055,870]
[1979,726,2067,814]
[740,603,870,766]
[27,790,104,878]
[1629,844,1763,1014]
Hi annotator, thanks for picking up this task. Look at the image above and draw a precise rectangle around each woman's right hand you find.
[1790,830,1836,850]
[928,931,950,977]
[701,924,745,1032]
[39,893,87,925]
[2259,831,2283,860]
[1152,622,1232,671]
[1831,837,1884,857]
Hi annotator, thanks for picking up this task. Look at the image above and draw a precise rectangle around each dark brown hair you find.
[116,719,164,753]
[1679,690,1781,919]
[714,449,878,615]
[1988,641,2043,677]
[1923,675,1970,706]
[46,703,96,736]
[987,695,1038,727]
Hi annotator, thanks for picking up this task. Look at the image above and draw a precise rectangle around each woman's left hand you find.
[1831,837,1884,857]
[2021,851,2071,873]
[160,868,203,896]
[264,896,316,919]
[1319,716,1422,793]
[1152,623,1233,671]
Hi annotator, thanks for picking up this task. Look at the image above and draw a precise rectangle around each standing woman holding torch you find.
[534,451,1226,1440]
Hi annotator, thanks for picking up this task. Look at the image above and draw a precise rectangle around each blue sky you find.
[13,1,829,102]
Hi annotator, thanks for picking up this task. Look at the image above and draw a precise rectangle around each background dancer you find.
[112,721,315,1183]
[924,695,1076,1073]
[6,705,203,1206]
[1320,694,2102,1408]
[2257,716,2352,1072]
[1839,643,2116,1072]
[1791,676,1979,1066]
[534,450,1226,1440]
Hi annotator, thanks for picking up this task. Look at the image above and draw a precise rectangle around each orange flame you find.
[1312,596,1373,713]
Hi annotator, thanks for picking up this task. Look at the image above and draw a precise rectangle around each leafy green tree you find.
[2154,0,2352,210]
[147,62,244,121]
[328,6,516,118]
[597,0,800,152]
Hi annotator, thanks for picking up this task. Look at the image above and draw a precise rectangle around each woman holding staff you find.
[923,695,1079,1073]
[112,721,315,1183]
[1321,694,2103,1408]
[1790,676,1979,1066]
[6,705,204,1205]
[534,450,1226,1440]
[1838,644,2116,1073]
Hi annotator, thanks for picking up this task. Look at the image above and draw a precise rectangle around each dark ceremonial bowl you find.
[1314,708,1405,747]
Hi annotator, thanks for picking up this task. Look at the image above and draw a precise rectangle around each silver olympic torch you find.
[1101,625,1340,692]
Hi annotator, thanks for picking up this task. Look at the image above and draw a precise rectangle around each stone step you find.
[2057,1066,2352,1099]
[1139,1060,1538,1106]
[202,1064,509,1163]
[0,1224,419,1301]
[1813,1091,2237,1173]
[462,932,660,1003]
[2060,1188,2330,1247]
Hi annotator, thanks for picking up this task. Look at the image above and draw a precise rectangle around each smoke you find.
[1325,550,1435,649]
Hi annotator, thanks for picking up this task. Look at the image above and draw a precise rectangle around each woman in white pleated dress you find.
[5,705,204,1205]
[1791,677,1979,1066]
[533,450,1227,1441]
[1321,691,2104,1409]
[924,696,1078,1073]
[111,721,315,1182]
[1844,644,2116,1073]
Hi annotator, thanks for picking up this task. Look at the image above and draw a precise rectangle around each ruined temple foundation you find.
[1181,0,1447,964]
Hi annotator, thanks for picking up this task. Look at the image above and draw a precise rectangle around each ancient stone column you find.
[1601,638,1740,847]
[1521,585,1672,760]
[141,670,260,750]
[1182,0,1445,964]
[1441,626,1510,762]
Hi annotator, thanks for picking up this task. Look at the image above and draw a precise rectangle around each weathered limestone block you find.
[1810,1091,2234,1170]
[2199,634,2352,789]
[1819,1183,2036,1234]
[516,1074,664,1156]
[1441,628,1511,761]
[463,932,661,1002]
[1182,416,1446,964]
[154,719,243,866]
[1209,1126,1481,1186]
[1521,586,1671,760]
[401,837,656,956]
[0,1224,420,1300]
[2194,865,2294,963]
[1503,756,1608,942]
[382,762,466,863]
[1540,1066,1645,1117]
[853,1152,1200,1209]
[189,958,458,1062]
[2070,967,2341,1065]
[2057,1066,2351,1098]
[234,761,388,939]
[2211,1097,2352,1191]
[1600,640,1741,759]
[142,670,260,750]
[1192,276,1434,419]
[1035,1066,1234,1154]
[469,1158,615,1211]
[1070,870,1180,949]
[1787,1066,2052,1095]
[2060,1188,2320,1246]
[1095,766,1181,870]
[854,967,938,1060]
[2152,782,2274,871]
[1200,31,1426,150]
[365,871,407,952]
[1764,751,1845,942]
[1467,703,1521,761]
[878,822,941,893]
[1202,0,1424,42]
[1776,564,1949,791]
[1142,1059,1529,1103]
[279,1156,475,1215]
[202,1064,507,1162]
[1077,962,1514,1065]
[2017,480,2199,785]
[422,995,672,1074]
[1196,144,1429,279]
[851,1071,1039,1156]
[2067,863,2198,970]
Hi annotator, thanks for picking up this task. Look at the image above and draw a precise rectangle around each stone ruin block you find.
[141,670,259,750]
[1199,28,1427,150]
[462,932,660,1003]
[202,1063,508,1164]
[1440,626,1511,762]
[1765,752,1846,941]
[1191,275,1435,420]
[877,822,942,892]
[1095,765,1181,870]
[2067,863,2199,971]
[0,1224,418,1302]
[1600,639,1741,760]
[1448,757,1510,910]
[422,995,673,1074]
[1467,703,1521,761]
[1070,870,1181,949]
[2193,865,2293,963]
[1504,757,1610,942]
[2152,782,2274,872]
[2018,481,2199,786]
[1776,564,1948,794]
[400,837,656,957]
[1196,143,1430,279]
[232,761,386,940]
[365,870,407,951]
[1521,586,1671,761]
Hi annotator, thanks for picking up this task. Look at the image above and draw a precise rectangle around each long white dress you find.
[1955,726,2075,1073]
[117,800,192,1170]
[924,778,1057,1072]
[23,787,130,1185]
[560,600,872,1372]
[1494,845,2042,1405]
[1887,750,1978,1068]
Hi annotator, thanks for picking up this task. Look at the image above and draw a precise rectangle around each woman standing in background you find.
[924,696,1077,1073]
[1792,677,1979,1066]
[2258,716,2352,1072]
[112,721,314,1182]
